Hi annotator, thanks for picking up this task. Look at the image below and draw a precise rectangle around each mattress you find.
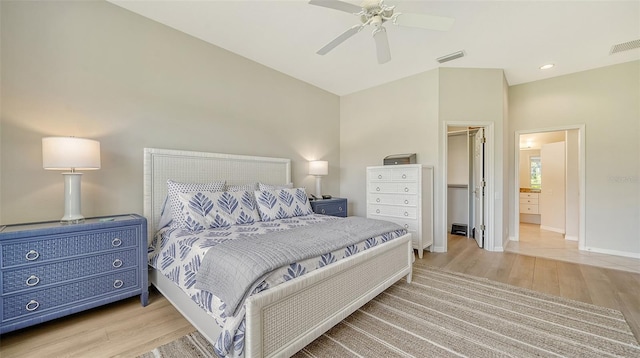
[148,213,406,357]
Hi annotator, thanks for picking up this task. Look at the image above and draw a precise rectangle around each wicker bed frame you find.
[143,148,413,357]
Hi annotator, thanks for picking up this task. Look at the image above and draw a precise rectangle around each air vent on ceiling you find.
[610,39,640,55]
[436,50,465,64]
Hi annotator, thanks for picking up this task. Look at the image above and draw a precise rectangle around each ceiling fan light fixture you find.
[436,50,465,64]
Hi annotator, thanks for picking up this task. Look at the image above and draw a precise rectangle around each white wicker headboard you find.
[143,148,291,243]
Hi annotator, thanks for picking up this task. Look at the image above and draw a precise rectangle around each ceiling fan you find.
[309,0,454,64]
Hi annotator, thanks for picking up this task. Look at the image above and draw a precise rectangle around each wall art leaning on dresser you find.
[366,164,434,258]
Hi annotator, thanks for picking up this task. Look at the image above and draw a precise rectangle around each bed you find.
[143,148,414,357]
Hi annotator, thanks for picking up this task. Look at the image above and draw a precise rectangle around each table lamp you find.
[42,137,101,224]
[308,160,328,198]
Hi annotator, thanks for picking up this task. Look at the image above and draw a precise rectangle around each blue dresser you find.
[0,214,148,334]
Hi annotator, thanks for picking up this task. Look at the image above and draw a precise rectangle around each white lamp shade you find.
[42,137,101,170]
[309,160,328,176]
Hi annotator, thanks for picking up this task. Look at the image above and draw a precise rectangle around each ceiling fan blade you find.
[317,24,364,55]
[308,0,362,14]
[392,12,455,32]
[373,27,391,64]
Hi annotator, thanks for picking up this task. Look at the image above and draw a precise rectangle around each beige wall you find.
[0,1,340,225]
[509,61,640,256]
[340,69,439,228]
[341,67,507,252]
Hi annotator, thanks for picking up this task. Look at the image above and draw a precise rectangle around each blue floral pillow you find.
[167,179,226,229]
[255,188,313,221]
[178,190,261,231]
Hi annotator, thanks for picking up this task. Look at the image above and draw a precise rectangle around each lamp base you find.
[60,217,85,225]
[315,176,322,198]
[61,172,85,225]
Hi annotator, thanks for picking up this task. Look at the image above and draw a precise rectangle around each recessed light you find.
[539,63,555,70]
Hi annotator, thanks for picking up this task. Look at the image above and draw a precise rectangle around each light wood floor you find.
[2,234,639,357]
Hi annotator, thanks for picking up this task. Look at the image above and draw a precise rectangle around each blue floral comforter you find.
[148,214,406,357]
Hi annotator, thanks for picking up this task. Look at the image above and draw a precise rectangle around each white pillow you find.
[257,182,294,191]
[226,183,258,192]
[178,190,261,231]
[255,188,313,221]
[157,196,173,230]
[167,179,226,229]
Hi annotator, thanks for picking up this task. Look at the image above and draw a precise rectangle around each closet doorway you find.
[446,126,486,248]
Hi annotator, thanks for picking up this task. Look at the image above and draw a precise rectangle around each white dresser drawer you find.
[519,198,539,205]
[368,205,417,220]
[519,192,539,199]
[367,215,418,234]
[368,194,417,206]
[369,182,418,195]
[520,204,539,214]
[369,168,419,182]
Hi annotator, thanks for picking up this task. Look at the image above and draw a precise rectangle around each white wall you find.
[509,61,640,256]
[0,1,340,224]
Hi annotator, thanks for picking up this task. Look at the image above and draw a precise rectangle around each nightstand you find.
[310,198,347,217]
[0,214,148,334]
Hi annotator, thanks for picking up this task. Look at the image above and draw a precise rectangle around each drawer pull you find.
[404,212,409,217]
[112,259,123,268]
[376,187,380,192]
[404,224,409,229]
[113,280,124,289]
[402,174,407,179]
[404,187,409,192]
[338,206,343,211]
[321,209,326,214]
[112,238,122,247]
[378,174,382,179]
[376,209,380,214]
[25,300,39,312]
[25,275,40,287]
[376,198,380,203]
[25,250,40,261]
[404,199,409,204]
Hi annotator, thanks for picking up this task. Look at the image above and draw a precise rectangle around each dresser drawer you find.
[519,192,539,199]
[2,249,139,294]
[368,194,417,206]
[369,168,419,182]
[311,199,347,217]
[3,269,139,321]
[368,205,417,220]
[369,182,418,195]
[520,204,539,214]
[519,198,539,205]
[1,227,138,268]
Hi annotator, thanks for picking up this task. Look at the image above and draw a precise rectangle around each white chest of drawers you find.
[366,164,434,258]
[519,192,540,214]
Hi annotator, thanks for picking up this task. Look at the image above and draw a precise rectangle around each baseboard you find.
[540,225,565,234]
[584,246,640,259]
[565,235,578,241]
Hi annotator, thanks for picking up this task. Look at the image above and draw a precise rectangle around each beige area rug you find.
[139,266,640,357]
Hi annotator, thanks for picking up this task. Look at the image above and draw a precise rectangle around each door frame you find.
[440,121,495,252]
[513,124,585,249]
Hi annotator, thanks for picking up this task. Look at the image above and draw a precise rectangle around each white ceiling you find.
[108,0,640,96]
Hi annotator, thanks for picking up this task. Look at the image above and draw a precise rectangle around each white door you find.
[473,128,485,247]
[540,141,566,234]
